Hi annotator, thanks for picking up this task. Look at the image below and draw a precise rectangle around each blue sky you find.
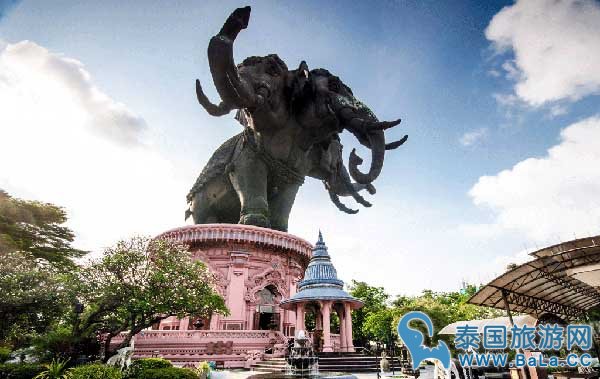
[2,0,600,295]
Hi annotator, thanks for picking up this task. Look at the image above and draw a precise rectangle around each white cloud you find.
[0,41,186,252]
[469,116,600,242]
[464,248,534,286]
[0,41,146,145]
[549,105,568,118]
[486,0,600,106]
[493,93,519,107]
[459,128,488,147]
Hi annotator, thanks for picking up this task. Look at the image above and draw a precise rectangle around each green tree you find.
[392,285,503,351]
[0,190,85,267]
[348,280,390,346]
[363,308,396,344]
[72,237,228,359]
[0,251,74,346]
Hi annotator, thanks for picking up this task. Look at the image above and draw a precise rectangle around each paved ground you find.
[211,373,389,378]
[210,365,435,379]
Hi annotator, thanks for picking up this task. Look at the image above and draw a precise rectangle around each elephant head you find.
[302,68,408,186]
[195,6,303,131]
[195,6,407,213]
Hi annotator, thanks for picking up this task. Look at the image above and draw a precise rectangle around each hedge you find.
[123,359,173,379]
[68,364,122,379]
[134,368,198,379]
[0,363,45,379]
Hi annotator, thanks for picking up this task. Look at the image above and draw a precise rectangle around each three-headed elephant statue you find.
[186,6,407,232]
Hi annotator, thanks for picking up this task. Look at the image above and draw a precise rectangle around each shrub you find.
[0,363,45,379]
[136,368,197,379]
[68,364,122,379]
[0,348,11,364]
[32,327,74,362]
[33,358,70,379]
[194,362,210,379]
[123,358,172,379]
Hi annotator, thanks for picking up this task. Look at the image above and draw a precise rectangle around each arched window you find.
[256,285,278,305]
[254,285,280,330]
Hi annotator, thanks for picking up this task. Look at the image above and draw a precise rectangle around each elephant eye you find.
[265,62,281,77]
[328,77,343,93]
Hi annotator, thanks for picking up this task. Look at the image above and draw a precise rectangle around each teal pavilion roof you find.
[280,232,363,309]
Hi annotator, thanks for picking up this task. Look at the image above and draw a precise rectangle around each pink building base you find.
[114,224,319,368]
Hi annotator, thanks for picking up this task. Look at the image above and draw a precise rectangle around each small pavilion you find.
[280,232,363,352]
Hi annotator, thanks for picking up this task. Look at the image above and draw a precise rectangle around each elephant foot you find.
[239,213,271,228]
[270,220,288,232]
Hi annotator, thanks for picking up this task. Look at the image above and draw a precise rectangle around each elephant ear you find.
[287,60,311,110]
[289,61,309,90]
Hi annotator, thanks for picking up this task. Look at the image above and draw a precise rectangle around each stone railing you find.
[156,224,313,259]
[112,329,288,367]
[114,329,287,344]
[331,333,341,351]
[306,332,342,352]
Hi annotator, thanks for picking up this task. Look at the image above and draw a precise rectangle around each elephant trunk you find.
[349,130,386,185]
[207,6,257,108]
[336,106,389,185]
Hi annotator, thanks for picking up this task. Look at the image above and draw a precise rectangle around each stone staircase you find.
[250,357,287,373]
[251,352,417,374]
[317,352,405,373]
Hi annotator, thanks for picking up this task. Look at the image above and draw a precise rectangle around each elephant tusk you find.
[328,189,359,214]
[369,118,401,131]
[350,190,372,208]
[385,135,408,150]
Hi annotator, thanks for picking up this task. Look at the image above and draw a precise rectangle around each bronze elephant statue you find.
[186,6,407,231]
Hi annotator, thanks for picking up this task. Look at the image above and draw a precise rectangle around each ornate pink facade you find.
[118,224,315,368]
[157,224,311,335]
[114,224,354,368]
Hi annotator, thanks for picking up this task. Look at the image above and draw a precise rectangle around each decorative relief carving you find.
[191,250,209,262]
[211,269,228,300]
[230,251,250,269]
[244,265,288,302]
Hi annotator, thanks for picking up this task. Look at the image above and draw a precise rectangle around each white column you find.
[210,314,219,330]
[180,317,190,330]
[338,309,346,352]
[322,301,333,352]
[296,303,305,333]
[344,303,355,352]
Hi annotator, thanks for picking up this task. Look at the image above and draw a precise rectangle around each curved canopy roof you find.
[280,232,363,310]
[469,235,600,321]
[439,315,537,335]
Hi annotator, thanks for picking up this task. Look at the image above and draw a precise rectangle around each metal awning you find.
[469,235,600,321]
[439,315,537,335]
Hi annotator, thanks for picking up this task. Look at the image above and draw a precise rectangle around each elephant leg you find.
[268,183,301,232]
[189,175,241,224]
[229,148,270,228]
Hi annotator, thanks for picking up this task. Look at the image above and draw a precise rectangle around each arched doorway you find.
[253,285,281,330]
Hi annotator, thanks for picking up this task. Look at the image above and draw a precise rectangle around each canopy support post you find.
[501,290,515,326]
[502,290,532,379]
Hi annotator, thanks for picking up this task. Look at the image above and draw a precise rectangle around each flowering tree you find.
[72,237,228,359]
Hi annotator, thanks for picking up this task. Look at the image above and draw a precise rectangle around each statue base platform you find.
[113,224,346,368]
